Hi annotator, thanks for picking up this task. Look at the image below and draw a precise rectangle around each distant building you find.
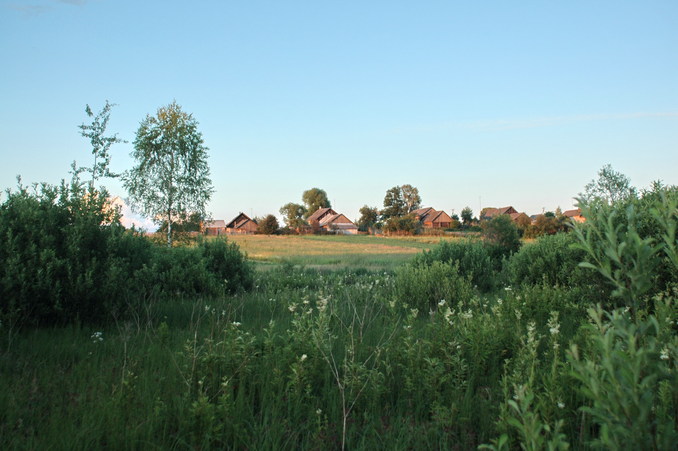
[412,207,453,229]
[563,208,585,223]
[204,219,227,236]
[226,213,258,234]
[480,206,518,220]
[307,207,359,235]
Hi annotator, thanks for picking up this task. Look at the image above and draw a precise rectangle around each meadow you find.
[1,184,676,450]
[227,234,467,270]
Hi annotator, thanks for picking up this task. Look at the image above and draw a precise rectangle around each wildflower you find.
[232,321,241,327]
[660,347,669,360]
[496,298,503,306]
[316,408,322,415]
[557,401,565,409]
[438,299,446,307]
[288,304,297,313]
[504,286,512,291]
[300,354,307,362]
[91,331,103,342]
[204,305,210,312]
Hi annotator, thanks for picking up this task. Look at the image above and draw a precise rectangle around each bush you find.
[481,215,521,255]
[394,261,473,313]
[413,240,501,292]
[506,232,606,293]
[0,180,149,325]
[0,180,253,326]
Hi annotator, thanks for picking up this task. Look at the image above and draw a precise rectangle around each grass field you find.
[225,234,467,270]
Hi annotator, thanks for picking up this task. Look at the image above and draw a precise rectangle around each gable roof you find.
[205,220,226,228]
[226,213,257,229]
[307,207,337,223]
[563,208,582,217]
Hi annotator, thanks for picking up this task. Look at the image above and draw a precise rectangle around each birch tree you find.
[124,101,213,246]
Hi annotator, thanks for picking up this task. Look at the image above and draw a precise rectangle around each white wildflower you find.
[232,321,241,327]
[316,408,322,415]
[557,401,565,409]
[288,304,297,313]
[504,286,512,291]
[660,347,669,361]
[91,331,103,343]
[300,354,307,362]
[438,299,446,307]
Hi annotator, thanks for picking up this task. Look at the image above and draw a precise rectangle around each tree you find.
[461,206,474,226]
[302,188,331,218]
[279,202,307,230]
[78,100,125,186]
[401,184,421,213]
[381,184,422,220]
[257,214,280,235]
[482,214,521,253]
[124,101,213,246]
[580,164,636,205]
[357,205,379,232]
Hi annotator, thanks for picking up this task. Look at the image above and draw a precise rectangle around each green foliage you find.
[302,188,331,218]
[394,261,473,313]
[0,178,149,325]
[357,205,379,232]
[482,215,521,254]
[382,213,420,235]
[461,206,474,226]
[506,232,604,291]
[414,239,501,292]
[381,184,421,220]
[124,101,214,246]
[279,202,307,229]
[77,100,124,184]
[256,214,280,234]
[568,304,677,450]
[580,164,636,205]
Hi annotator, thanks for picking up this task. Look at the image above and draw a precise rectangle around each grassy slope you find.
[226,234,463,270]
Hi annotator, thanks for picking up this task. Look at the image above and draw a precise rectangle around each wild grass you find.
[226,234,463,270]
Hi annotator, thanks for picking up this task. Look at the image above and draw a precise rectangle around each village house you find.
[563,208,585,223]
[307,207,359,235]
[225,213,258,234]
[480,206,518,220]
[203,219,227,236]
[411,207,453,229]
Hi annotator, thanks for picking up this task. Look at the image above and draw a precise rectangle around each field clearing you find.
[225,234,466,270]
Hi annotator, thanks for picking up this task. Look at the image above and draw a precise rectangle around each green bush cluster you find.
[0,180,252,326]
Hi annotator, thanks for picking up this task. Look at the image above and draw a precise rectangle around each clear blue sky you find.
[2,0,677,228]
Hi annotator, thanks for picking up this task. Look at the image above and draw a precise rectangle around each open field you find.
[225,234,470,270]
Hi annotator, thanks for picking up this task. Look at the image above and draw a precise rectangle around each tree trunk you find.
[167,209,172,247]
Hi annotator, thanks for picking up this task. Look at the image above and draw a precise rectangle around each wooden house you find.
[307,207,358,235]
[204,219,227,236]
[481,206,518,220]
[225,213,258,234]
[563,208,585,223]
[412,207,453,229]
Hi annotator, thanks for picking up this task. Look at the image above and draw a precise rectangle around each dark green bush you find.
[394,261,473,313]
[413,240,501,292]
[0,181,148,324]
[0,181,253,326]
[506,232,606,293]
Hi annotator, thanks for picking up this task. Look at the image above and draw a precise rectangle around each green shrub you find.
[413,240,501,292]
[506,232,606,295]
[394,261,473,313]
[0,180,148,325]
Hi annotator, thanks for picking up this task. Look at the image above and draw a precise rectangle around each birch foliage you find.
[124,101,213,246]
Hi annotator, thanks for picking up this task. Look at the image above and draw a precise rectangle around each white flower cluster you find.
[91,331,103,343]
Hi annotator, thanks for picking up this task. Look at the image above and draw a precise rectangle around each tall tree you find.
[279,203,307,230]
[461,206,474,226]
[78,100,124,186]
[124,101,213,246]
[580,164,636,205]
[302,188,331,218]
[401,184,421,213]
[357,205,379,232]
[257,214,280,235]
[381,186,406,220]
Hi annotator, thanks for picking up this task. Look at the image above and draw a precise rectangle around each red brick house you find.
[204,219,227,236]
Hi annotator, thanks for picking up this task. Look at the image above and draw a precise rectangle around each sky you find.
[1,0,677,229]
